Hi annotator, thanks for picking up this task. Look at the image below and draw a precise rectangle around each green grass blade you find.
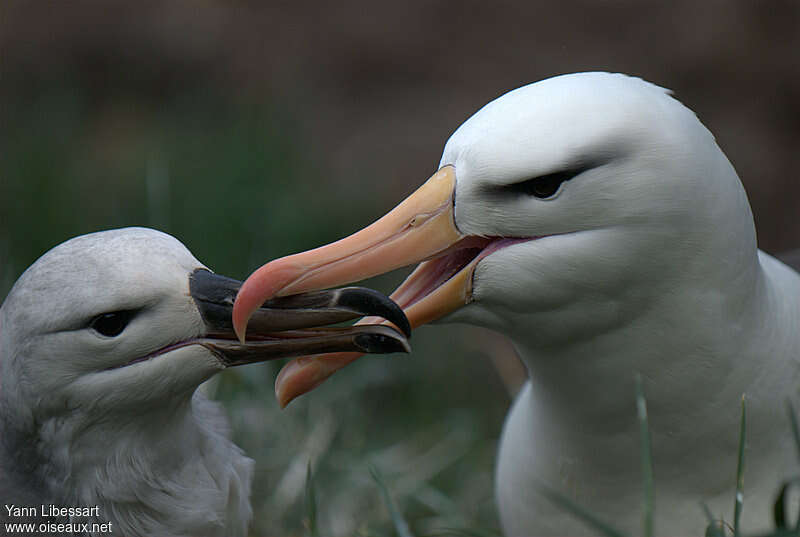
[305,460,318,537]
[733,395,747,536]
[787,400,800,464]
[536,481,627,537]
[369,463,415,537]
[773,481,790,530]
[701,502,726,537]
[700,501,714,523]
[772,477,800,531]
[704,521,727,537]
[636,374,655,537]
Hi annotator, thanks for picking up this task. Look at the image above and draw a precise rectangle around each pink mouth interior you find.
[391,236,536,310]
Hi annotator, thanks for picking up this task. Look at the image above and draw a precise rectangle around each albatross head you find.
[1,227,408,421]
[232,72,758,406]
[0,227,409,533]
[2,228,218,418]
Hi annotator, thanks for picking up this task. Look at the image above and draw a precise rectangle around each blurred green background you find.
[1,2,799,535]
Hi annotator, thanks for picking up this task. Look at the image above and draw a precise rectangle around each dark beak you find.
[189,269,410,367]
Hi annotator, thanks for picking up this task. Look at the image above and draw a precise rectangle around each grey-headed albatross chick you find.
[0,227,409,536]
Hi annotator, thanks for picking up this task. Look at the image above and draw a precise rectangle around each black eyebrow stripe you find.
[478,143,630,196]
[506,166,589,195]
[478,163,594,197]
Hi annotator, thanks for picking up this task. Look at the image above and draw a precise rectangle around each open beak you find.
[232,165,522,406]
[190,268,410,367]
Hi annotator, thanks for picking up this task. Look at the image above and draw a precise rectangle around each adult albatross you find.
[0,227,409,536]
[233,72,800,535]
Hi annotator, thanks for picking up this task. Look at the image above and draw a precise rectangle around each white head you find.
[441,72,758,341]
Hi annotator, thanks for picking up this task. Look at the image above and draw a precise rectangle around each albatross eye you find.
[511,168,587,199]
[90,311,134,337]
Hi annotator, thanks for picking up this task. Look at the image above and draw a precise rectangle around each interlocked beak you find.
[233,166,490,406]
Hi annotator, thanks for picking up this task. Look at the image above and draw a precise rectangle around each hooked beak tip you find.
[274,358,314,408]
[275,377,290,408]
[277,392,294,409]
[231,279,265,343]
[231,313,248,344]
[230,273,260,343]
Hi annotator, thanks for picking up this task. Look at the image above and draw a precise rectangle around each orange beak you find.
[233,165,494,406]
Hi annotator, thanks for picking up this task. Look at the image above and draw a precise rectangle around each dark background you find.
[2,2,798,535]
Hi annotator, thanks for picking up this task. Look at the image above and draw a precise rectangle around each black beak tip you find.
[353,327,411,355]
[337,287,412,337]
[394,313,412,339]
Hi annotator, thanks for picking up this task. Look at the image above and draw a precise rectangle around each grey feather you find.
[0,228,253,537]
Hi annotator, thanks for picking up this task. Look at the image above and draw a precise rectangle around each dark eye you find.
[89,311,134,337]
[511,168,585,199]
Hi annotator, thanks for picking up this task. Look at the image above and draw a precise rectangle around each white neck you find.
[495,253,800,535]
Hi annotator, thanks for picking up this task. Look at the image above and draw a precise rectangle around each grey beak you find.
[189,269,410,367]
